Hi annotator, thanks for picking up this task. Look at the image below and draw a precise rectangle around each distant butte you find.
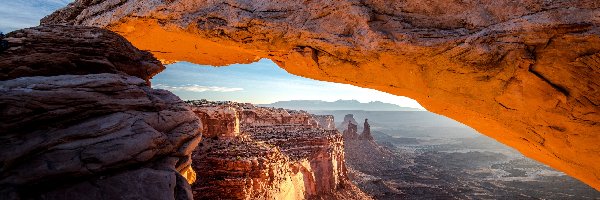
[42,0,600,190]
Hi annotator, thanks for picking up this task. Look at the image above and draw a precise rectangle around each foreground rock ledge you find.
[43,0,600,189]
[0,26,201,199]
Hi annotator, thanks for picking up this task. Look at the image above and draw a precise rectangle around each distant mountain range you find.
[258,100,424,111]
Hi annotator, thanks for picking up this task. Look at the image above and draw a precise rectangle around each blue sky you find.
[1,0,424,109]
[152,60,424,109]
[0,0,73,33]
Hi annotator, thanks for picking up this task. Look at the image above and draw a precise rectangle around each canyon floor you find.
[311,110,600,199]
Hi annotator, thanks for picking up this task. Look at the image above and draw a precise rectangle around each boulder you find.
[0,25,164,83]
[0,25,201,199]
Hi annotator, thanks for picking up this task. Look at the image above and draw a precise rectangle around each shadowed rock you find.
[360,119,373,141]
[0,73,201,199]
[0,25,164,83]
[0,25,201,199]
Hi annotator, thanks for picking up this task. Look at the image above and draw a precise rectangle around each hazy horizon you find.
[152,60,426,109]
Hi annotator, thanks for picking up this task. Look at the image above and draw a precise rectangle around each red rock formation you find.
[244,124,347,197]
[188,100,371,199]
[339,114,359,131]
[240,107,319,127]
[360,119,374,141]
[188,100,240,139]
[43,0,600,189]
[343,122,360,140]
[312,114,336,130]
[193,138,303,199]
[0,26,201,199]
[341,114,359,140]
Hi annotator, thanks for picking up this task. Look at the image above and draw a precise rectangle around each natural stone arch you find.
[43,0,600,189]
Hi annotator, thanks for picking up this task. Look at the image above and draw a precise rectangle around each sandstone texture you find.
[312,114,336,130]
[0,25,164,83]
[43,0,600,189]
[193,137,299,199]
[187,100,371,199]
[0,26,201,199]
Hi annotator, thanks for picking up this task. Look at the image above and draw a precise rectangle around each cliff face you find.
[187,100,370,199]
[42,0,600,189]
[312,114,336,130]
[339,114,359,132]
[189,106,240,139]
[360,119,373,141]
[193,138,303,199]
[0,25,201,199]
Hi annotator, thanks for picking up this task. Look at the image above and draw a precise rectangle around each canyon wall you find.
[0,25,201,199]
[312,114,336,130]
[42,0,600,189]
[187,100,370,199]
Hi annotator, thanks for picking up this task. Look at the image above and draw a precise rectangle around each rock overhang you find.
[41,0,600,190]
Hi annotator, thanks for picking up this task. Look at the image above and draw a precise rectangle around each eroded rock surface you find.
[312,114,336,130]
[0,26,201,199]
[360,119,373,141]
[0,25,164,83]
[187,100,371,199]
[43,0,600,189]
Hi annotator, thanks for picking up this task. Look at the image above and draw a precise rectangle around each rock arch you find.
[43,0,600,189]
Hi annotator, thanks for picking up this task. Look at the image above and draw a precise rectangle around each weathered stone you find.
[341,114,359,140]
[0,74,201,199]
[37,168,179,200]
[0,25,164,83]
[43,0,600,189]
[0,25,201,199]
[313,114,336,130]
[360,119,373,141]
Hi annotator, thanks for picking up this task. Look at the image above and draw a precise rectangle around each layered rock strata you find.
[193,137,301,199]
[187,100,370,199]
[43,0,600,189]
[0,26,201,199]
[0,25,163,83]
[312,114,336,130]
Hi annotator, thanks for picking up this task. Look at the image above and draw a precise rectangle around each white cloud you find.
[153,84,243,92]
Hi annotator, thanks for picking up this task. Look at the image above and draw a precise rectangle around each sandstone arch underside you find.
[43,0,600,189]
